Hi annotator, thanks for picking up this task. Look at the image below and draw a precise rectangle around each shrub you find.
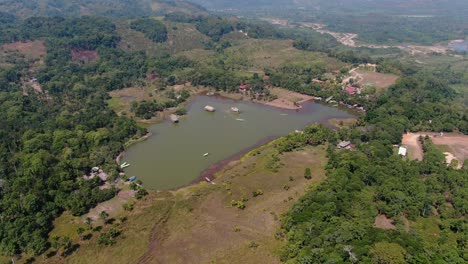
[252,189,264,197]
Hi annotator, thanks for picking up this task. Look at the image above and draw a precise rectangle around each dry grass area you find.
[328,118,357,129]
[1,40,47,59]
[107,84,197,123]
[85,190,136,223]
[402,132,468,167]
[138,145,328,264]
[356,69,399,89]
[265,87,314,109]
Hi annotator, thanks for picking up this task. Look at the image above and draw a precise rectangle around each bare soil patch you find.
[265,87,314,109]
[402,132,468,166]
[374,214,396,230]
[356,70,399,89]
[1,40,46,59]
[71,49,99,63]
[85,190,136,223]
[402,133,424,161]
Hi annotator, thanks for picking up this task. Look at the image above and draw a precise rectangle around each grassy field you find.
[12,141,328,264]
[355,69,399,89]
[222,39,345,71]
[107,84,198,122]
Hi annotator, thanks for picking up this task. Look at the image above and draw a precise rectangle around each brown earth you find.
[1,40,47,59]
[374,214,396,230]
[71,50,99,63]
[265,87,314,109]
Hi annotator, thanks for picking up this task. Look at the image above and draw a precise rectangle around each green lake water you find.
[122,95,355,190]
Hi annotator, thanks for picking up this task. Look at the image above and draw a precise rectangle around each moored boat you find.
[230,107,240,113]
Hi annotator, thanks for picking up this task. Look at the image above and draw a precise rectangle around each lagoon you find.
[122,95,355,190]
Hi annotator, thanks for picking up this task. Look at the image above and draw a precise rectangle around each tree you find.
[77,227,85,240]
[99,211,109,225]
[85,217,93,230]
[370,242,407,264]
[135,188,148,199]
[304,168,312,179]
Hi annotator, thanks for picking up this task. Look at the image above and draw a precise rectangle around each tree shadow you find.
[62,244,80,257]
[25,257,35,264]
[93,226,103,232]
[46,251,57,258]
[83,233,93,240]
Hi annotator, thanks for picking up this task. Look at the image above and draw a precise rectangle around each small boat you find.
[120,162,130,169]
[129,176,137,182]
[230,107,240,113]
[203,153,209,157]
[206,92,214,96]
[204,105,215,112]
[205,177,211,182]
[170,114,179,123]
[235,118,245,121]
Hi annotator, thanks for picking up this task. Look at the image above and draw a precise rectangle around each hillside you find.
[0,0,207,18]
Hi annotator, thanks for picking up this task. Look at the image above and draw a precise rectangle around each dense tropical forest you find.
[0,0,466,262]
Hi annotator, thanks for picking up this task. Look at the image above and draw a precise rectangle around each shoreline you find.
[116,132,153,165]
[187,116,353,189]
[191,136,278,185]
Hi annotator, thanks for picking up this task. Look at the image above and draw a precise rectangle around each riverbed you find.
[122,95,355,190]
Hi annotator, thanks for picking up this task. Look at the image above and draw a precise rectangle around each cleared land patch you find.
[265,87,314,109]
[355,69,399,89]
[1,40,46,59]
[402,132,468,167]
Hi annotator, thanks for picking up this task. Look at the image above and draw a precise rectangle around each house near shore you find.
[398,146,407,157]
[345,86,359,95]
[338,141,352,149]
[239,84,248,92]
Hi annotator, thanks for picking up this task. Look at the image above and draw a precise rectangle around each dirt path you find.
[402,133,424,161]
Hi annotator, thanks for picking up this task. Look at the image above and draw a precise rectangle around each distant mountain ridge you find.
[188,0,468,16]
[0,0,207,18]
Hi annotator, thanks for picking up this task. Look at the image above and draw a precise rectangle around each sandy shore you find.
[218,87,315,110]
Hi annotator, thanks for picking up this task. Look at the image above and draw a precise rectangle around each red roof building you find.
[345,86,358,95]
[239,84,248,90]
